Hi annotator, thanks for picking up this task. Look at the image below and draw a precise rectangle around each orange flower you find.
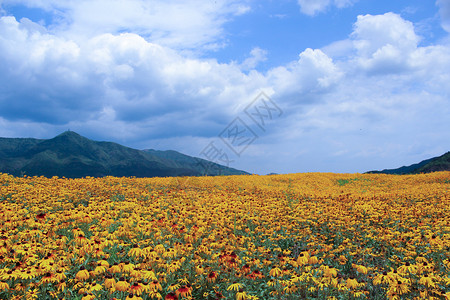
[129,282,145,296]
[176,284,192,298]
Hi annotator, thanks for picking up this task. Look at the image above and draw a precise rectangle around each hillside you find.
[366,151,450,174]
[0,131,248,178]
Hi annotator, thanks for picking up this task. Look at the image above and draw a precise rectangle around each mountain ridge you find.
[366,151,450,174]
[0,131,248,178]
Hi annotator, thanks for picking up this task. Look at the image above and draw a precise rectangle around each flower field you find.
[0,172,449,300]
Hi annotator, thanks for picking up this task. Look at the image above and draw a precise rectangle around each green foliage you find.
[336,177,371,186]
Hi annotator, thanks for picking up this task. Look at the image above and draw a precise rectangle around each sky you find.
[0,0,449,175]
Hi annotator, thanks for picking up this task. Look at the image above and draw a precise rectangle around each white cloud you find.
[0,13,342,149]
[321,39,354,59]
[240,47,267,70]
[297,0,356,16]
[352,13,419,57]
[268,48,342,99]
[0,16,268,127]
[437,0,450,32]
[0,0,251,50]
[350,13,421,74]
[0,10,449,174]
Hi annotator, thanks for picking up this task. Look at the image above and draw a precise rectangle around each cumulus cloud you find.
[0,8,449,174]
[0,16,268,134]
[297,0,356,16]
[349,12,421,74]
[268,48,342,101]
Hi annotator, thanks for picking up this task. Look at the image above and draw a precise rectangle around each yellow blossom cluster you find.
[0,171,449,299]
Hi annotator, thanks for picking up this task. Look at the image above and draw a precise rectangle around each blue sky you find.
[0,0,449,174]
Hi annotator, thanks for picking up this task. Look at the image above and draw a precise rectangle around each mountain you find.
[142,149,247,176]
[0,131,249,178]
[366,152,450,174]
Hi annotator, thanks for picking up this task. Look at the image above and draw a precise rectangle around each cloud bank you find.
[0,2,449,174]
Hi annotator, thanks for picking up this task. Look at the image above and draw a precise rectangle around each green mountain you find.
[366,152,450,174]
[0,131,248,178]
[142,149,247,176]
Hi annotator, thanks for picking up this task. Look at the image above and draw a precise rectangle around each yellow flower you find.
[142,268,157,281]
[19,269,37,280]
[322,266,338,278]
[236,289,247,300]
[397,262,416,274]
[109,263,121,273]
[227,282,243,291]
[418,274,435,287]
[387,279,410,296]
[346,277,359,289]
[0,281,9,290]
[81,293,95,300]
[90,282,103,292]
[149,280,163,291]
[297,252,309,266]
[338,255,347,265]
[104,274,116,289]
[75,234,89,246]
[26,288,39,300]
[75,267,90,281]
[352,264,368,274]
[196,265,204,275]
[129,282,145,296]
[57,280,67,292]
[116,277,130,292]
[269,267,282,277]
[122,262,135,273]
[267,279,276,287]
[128,244,146,258]
[373,271,391,285]
[126,293,143,300]
[94,264,107,275]
[308,256,319,265]
[283,283,298,293]
[41,272,58,284]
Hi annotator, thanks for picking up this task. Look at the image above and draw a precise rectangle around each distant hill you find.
[366,152,450,174]
[0,131,248,178]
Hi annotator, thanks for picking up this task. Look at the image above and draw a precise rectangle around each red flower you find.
[207,271,218,282]
[165,292,178,300]
[176,285,191,298]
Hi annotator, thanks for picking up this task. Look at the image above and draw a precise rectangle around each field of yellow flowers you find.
[0,172,449,300]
